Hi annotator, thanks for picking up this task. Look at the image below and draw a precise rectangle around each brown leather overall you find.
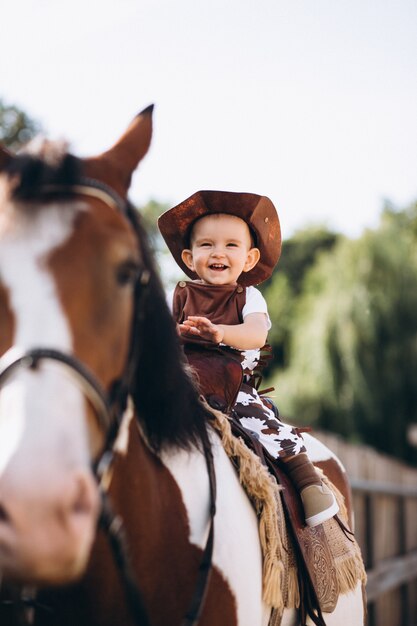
[172,281,247,411]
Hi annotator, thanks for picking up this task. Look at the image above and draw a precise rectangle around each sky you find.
[1,0,417,239]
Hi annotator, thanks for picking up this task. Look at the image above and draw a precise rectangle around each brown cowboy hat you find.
[158,190,281,286]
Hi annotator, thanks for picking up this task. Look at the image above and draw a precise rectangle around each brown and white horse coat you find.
[0,109,365,625]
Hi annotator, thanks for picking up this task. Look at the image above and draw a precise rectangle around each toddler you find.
[158,190,338,527]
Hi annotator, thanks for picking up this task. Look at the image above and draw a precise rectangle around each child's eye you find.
[227,242,238,248]
[199,242,211,247]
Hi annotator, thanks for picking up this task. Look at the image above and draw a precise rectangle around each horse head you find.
[0,108,162,585]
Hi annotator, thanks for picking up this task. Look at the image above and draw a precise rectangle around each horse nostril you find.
[69,473,99,519]
[72,485,92,515]
[0,502,10,523]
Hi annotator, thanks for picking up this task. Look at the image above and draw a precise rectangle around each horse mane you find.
[123,204,212,452]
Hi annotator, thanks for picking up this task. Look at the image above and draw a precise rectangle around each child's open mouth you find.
[209,264,228,271]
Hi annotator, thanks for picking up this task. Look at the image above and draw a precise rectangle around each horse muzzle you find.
[0,346,118,585]
[0,467,99,585]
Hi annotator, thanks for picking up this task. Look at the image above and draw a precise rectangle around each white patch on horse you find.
[162,432,269,626]
[302,432,346,472]
[0,201,83,350]
[0,201,91,475]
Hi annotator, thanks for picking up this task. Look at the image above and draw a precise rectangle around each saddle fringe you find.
[319,470,367,595]
[208,405,367,616]
[208,404,285,610]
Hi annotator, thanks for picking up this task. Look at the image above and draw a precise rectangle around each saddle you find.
[230,419,339,624]
[184,344,243,413]
[185,347,339,624]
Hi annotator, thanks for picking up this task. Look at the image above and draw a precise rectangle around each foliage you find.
[262,226,340,370]
[269,226,340,294]
[140,199,169,247]
[270,203,417,464]
[0,98,41,150]
[138,199,185,288]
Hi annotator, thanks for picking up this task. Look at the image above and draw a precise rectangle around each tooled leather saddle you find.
[185,345,339,626]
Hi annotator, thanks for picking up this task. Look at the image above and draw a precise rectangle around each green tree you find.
[138,199,184,288]
[262,226,340,370]
[268,226,339,294]
[271,203,417,464]
[0,98,41,150]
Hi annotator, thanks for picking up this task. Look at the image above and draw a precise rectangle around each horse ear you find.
[83,105,154,195]
[0,145,12,171]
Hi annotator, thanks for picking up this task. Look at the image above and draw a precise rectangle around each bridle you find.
[0,347,112,434]
[0,178,216,626]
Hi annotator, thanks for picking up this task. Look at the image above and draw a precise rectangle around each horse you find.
[0,107,366,626]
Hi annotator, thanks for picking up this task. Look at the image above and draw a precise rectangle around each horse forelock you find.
[23,137,70,166]
[2,139,81,203]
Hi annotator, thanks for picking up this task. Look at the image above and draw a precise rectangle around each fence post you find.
[364,492,376,626]
[398,496,409,626]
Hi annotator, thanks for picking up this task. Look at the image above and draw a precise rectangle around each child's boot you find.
[284,453,339,527]
[300,482,339,527]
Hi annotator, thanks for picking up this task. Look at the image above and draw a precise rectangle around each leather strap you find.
[0,347,112,435]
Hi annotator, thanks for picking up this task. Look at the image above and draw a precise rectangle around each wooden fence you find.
[316,431,417,626]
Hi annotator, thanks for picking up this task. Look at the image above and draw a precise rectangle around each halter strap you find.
[0,347,112,434]
[41,177,127,214]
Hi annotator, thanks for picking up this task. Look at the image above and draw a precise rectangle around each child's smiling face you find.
[181,213,260,286]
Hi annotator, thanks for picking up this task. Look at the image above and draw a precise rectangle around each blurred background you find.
[2,1,417,622]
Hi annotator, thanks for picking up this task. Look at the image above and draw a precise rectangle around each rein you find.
[0,178,217,626]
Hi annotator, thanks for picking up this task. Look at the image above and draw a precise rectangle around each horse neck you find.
[91,417,208,625]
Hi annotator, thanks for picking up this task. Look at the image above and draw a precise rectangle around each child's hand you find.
[179,316,224,344]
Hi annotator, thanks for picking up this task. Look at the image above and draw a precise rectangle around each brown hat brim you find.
[157,190,281,286]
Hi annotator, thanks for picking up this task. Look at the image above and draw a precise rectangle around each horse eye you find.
[116,262,140,286]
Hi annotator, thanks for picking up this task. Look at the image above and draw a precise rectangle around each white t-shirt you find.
[240,287,271,371]
[242,286,271,330]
